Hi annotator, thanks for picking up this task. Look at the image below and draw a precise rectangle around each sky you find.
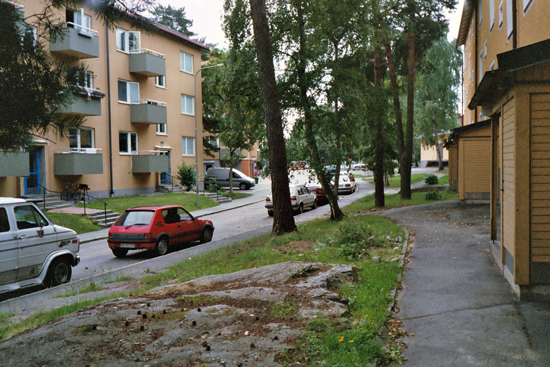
[158,0,465,48]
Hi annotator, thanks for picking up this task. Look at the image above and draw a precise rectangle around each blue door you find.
[160,172,168,185]
[24,149,40,195]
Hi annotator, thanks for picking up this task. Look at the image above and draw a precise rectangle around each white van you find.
[205,167,255,190]
[0,198,80,293]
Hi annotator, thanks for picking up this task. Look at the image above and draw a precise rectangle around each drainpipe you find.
[474,3,479,124]
[512,0,517,49]
[106,22,114,197]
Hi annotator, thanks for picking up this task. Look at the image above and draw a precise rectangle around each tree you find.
[151,4,195,37]
[416,37,461,170]
[247,0,297,235]
[0,0,157,151]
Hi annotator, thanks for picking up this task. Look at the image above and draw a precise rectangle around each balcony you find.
[50,23,99,59]
[54,149,103,176]
[130,99,167,124]
[129,49,166,77]
[132,151,169,173]
[0,151,30,177]
[59,86,105,116]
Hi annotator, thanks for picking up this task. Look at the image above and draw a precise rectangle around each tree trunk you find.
[373,47,385,208]
[402,7,416,200]
[249,0,296,235]
[295,0,343,220]
[432,118,443,170]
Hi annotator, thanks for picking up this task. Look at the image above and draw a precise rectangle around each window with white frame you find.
[118,80,139,103]
[182,137,195,156]
[484,40,487,59]
[507,0,513,39]
[22,25,36,46]
[523,0,534,12]
[490,60,495,70]
[78,70,93,88]
[66,8,92,36]
[156,124,167,134]
[499,1,503,28]
[180,52,193,74]
[155,75,165,88]
[116,28,140,53]
[478,0,483,25]
[479,51,483,83]
[181,94,194,115]
[69,127,94,150]
[119,131,137,154]
[489,0,495,31]
[205,136,219,148]
[468,54,472,82]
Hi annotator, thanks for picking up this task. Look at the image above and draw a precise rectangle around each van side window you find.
[232,172,240,179]
[0,208,9,232]
[14,205,48,230]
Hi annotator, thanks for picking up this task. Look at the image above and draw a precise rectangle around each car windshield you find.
[114,210,154,227]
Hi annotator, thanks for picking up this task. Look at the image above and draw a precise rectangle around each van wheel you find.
[46,258,72,287]
[200,227,213,244]
[156,237,169,256]
[112,248,128,258]
[239,183,247,190]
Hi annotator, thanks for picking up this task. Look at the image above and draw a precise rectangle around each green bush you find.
[425,174,439,185]
[425,191,442,200]
[177,162,196,191]
[332,219,385,259]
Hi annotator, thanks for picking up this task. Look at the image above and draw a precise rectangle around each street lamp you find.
[194,64,223,207]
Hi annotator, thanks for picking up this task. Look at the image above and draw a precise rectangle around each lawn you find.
[439,175,449,185]
[363,173,429,187]
[77,192,219,214]
[46,212,102,234]
[344,190,457,214]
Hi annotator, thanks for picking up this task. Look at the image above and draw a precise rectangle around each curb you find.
[387,228,409,317]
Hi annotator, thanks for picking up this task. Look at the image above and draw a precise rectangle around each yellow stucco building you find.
[0,1,209,199]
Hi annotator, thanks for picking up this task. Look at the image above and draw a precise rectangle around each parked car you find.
[205,167,255,190]
[0,198,80,293]
[304,180,331,205]
[265,185,317,216]
[107,205,214,257]
[331,172,357,194]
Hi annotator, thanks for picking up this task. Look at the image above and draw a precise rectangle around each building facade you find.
[0,1,209,199]
[456,0,550,298]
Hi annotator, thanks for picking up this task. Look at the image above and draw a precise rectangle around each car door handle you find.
[18,234,26,239]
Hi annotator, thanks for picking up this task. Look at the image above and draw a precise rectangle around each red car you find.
[107,205,214,257]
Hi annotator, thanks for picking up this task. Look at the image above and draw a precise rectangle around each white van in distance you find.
[0,198,80,293]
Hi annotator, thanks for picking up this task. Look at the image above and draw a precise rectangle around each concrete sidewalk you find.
[382,201,550,366]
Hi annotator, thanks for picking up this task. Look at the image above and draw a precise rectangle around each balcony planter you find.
[130,100,167,124]
[54,152,103,175]
[0,151,30,177]
[132,154,169,173]
[50,26,99,59]
[129,50,166,77]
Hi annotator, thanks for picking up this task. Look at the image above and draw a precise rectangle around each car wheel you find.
[312,200,317,209]
[46,258,72,287]
[112,248,129,258]
[239,183,247,190]
[155,237,169,256]
[298,203,304,214]
[267,210,274,217]
[200,227,213,244]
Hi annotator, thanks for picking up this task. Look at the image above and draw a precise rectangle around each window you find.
[523,0,534,12]
[479,51,483,83]
[119,132,137,154]
[22,25,36,46]
[14,205,48,230]
[484,39,487,59]
[155,75,165,88]
[156,124,166,134]
[78,71,93,88]
[205,136,219,148]
[0,208,9,233]
[499,1,503,28]
[118,80,139,103]
[182,137,195,156]
[69,127,94,150]
[489,0,495,31]
[181,95,194,115]
[116,28,140,52]
[180,52,193,74]
[478,0,483,25]
[66,8,92,37]
[507,0,514,39]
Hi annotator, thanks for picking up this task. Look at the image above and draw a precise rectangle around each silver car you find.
[265,185,317,216]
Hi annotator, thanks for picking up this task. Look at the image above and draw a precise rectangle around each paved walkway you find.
[382,201,550,366]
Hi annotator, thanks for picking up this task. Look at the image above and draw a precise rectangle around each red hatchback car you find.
[107,205,214,258]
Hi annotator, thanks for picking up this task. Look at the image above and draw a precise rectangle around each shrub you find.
[177,162,196,191]
[332,219,385,259]
[425,174,439,185]
[425,191,442,200]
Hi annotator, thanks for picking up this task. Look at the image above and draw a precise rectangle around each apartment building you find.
[455,0,550,299]
[0,1,209,198]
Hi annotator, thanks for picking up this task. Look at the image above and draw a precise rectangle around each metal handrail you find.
[83,192,108,224]
[56,148,103,154]
[61,22,99,37]
[135,99,166,107]
[162,172,178,192]
[129,48,165,58]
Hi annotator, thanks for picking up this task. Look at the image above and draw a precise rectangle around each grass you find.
[363,173,429,187]
[222,192,253,200]
[77,192,219,214]
[55,282,102,298]
[439,175,449,185]
[46,212,102,234]
[344,190,457,215]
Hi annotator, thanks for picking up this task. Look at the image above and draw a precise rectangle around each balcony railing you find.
[54,148,103,176]
[58,86,104,116]
[129,48,166,77]
[50,22,99,59]
[130,99,167,124]
[132,150,169,173]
